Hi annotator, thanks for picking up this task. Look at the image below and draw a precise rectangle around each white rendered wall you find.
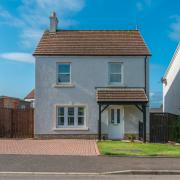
[163,44,180,115]
[35,56,148,135]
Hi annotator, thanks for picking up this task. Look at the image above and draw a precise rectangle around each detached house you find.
[162,43,180,115]
[34,12,151,141]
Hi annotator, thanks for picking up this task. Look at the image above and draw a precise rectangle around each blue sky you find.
[0,0,180,107]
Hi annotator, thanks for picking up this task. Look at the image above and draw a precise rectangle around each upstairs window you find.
[109,63,122,85]
[57,63,71,84]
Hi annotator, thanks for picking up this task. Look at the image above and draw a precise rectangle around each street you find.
[0,174,179,180]
[1,155,180,173]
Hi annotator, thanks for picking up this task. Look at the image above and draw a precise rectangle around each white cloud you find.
[150,92,155,97]
[136,0,152,11]
[136,2,143,11]
[20,28,43,49]
[0,53,34,63]
[169,15,180,41]
[0,6,25,27]
[150,63,164,71]
[150,91,162,108]
[144,0,152,6]
[0,0,85,48]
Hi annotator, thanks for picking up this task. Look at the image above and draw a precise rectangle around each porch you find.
[96,88,148,142]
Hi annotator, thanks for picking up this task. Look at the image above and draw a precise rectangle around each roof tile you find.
[34,30,150,56]
[96,88,148,103]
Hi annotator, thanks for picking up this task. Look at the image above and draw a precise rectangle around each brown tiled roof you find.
[34,30,150,56]
[25,89,35,99]
[96,88,148,103]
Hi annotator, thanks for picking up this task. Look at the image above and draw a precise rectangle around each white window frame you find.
[77,107,85,126]
[57,107,65,126]
[56,105,86,129]
[108,62,123,86]
[56,63,71,84]
[109,107,121,125]
[67,107,75,126]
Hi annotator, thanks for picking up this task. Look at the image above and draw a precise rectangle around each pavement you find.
[0,139,99,156]
[0,155,180,174]
[1,139,180,176]
[0,174,180,180]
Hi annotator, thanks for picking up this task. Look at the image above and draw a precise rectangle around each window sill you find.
[108,84,125,87]
[53,127,89,131]
[53,84,75,88]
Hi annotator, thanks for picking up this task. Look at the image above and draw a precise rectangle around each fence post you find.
[143,104,146,143]
[10,109,13,138]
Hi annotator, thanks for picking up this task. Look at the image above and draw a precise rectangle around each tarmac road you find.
[0,154,180,173]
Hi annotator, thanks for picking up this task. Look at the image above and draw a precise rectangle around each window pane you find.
[78,107,84,116]
[58,117,64,126]
[68,107,74,115]
[58,64,70,73]
[110,74,121,83]
[110,63,121,73]
[68,117,74,125]
[117,109,120,124]
[58,107,64,116]
[111,109,114,123]
[58,74,70,83]
[78,117,84,126]
[68,107,74,126]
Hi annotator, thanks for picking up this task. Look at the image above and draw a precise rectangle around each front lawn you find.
[97,141,180,156]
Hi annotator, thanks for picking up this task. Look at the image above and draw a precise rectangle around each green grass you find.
[97,141,180,156]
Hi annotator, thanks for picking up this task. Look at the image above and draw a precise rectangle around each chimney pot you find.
[49,11,58,32]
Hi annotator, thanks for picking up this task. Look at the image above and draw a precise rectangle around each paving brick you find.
[0,139,99,156]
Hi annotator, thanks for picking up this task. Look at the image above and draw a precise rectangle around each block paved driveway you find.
[0,139,99,156]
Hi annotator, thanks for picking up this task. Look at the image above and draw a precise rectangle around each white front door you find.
[108,106,124,139]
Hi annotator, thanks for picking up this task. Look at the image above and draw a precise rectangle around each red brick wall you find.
[0,98,19,109]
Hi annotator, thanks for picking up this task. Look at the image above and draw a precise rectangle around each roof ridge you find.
[45,29,139,32]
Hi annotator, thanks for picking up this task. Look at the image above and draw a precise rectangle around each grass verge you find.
[97,141,180,156]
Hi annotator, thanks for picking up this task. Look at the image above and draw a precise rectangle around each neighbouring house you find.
[34,12,151,141]
[162,43,180,115]
[0,96,31,109]
[24,89,35,108]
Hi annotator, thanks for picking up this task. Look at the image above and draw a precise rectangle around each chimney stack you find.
[49,11,58,32]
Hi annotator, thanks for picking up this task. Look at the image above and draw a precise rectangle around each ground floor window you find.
[56,106,85,128]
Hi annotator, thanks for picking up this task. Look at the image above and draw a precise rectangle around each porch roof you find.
[96,88,148,104]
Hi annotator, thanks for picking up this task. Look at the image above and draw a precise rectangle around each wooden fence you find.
[0,108,34,138]
[150,113,179,143]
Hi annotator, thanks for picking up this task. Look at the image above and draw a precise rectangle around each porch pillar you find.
[143,104,146,143]
[98,104,102,140]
